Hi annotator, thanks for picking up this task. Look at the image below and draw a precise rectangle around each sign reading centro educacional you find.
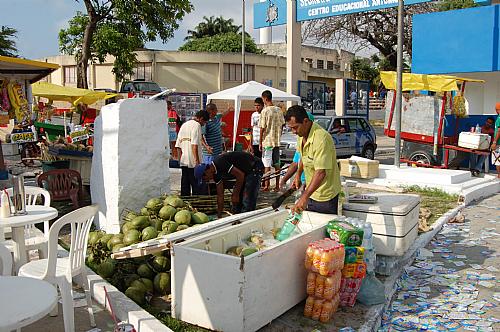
[254,0,433,29]
[296,0,431,21]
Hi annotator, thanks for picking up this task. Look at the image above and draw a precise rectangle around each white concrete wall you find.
[458,71,500,115]
[90,99,170,233]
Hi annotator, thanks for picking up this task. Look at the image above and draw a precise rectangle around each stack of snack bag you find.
[303,238,344,323]
[326,218,367,307]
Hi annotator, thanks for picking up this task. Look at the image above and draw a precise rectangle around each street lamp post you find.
[242,0,246,83]
[394,0,404,167]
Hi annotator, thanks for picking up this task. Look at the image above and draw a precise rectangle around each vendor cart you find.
[381,71,488,168]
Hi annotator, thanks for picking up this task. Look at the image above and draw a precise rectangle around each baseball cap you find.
[194,163,209,185]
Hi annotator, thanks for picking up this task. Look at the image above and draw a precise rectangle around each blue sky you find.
[0,0,286,60]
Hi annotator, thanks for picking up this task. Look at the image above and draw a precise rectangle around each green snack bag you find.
[326,221,364,246]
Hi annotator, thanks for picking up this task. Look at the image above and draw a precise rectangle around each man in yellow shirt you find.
[285,105,341,214]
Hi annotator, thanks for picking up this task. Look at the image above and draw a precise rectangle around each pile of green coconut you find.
[85,194,210,305]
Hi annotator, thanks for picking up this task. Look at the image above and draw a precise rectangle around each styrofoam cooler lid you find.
[342,193,420,216]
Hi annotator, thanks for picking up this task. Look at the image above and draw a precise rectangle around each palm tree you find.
[0,26,18,57]
[185,16,240,41]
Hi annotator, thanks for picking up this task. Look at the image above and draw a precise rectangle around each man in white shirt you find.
[250,97,264,158]
[175,110,209,196]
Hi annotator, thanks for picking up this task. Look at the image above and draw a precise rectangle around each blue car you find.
[280,116,377,162]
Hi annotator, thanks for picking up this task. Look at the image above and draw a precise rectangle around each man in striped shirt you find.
[201,103,233,163]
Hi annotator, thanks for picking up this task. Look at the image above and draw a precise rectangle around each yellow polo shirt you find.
[298,122,341,202]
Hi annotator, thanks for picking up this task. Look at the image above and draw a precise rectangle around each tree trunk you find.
[77,1,99,89]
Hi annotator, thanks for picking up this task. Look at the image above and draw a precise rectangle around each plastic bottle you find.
[303,296,315,318]
[319,249,333,276]
[0,190,10,218]
[319,300,334,323]
[311,298,324,321]
[306,272,316,295]
[361,222,373,249]
[276,213,301,241]
[475,123,481,133]
[305,244,315,270]
[315,275,326,298]
[312,246,322,272]
[323,276,335,300]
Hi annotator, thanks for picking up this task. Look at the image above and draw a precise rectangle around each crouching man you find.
[194,152,264,218]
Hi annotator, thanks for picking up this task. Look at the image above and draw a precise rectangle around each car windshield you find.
[315,118,331,130]
[133,82,161,92]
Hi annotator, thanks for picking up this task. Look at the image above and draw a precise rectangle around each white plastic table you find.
[0,205,58,271]
[0,276,58,331]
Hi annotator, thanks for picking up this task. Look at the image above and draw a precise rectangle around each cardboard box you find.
[339,157,379,179]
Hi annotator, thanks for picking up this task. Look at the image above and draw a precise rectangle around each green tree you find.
[351,58,379,88]
[435,0,478,11]
[59,0,192,88]
[0,26,18,57]
[179,32,262,54]
[185,16,241,41]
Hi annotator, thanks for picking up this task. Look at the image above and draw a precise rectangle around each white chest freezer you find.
[342,193,420,257]
[171,209,336,332]
[458,132,491,150]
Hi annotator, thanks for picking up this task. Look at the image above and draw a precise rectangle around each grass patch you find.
[147,307,210,332]
[403,185,458,225]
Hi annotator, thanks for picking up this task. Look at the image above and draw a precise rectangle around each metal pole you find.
[394,0,404,167]
[242,0,246,83]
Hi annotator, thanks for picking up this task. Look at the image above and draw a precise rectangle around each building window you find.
[327,61,334,70]
[317,60,324,69]
[63,66,77,84]
[130,62,152,81]
[306,58,313,68]
[224,63,255,82]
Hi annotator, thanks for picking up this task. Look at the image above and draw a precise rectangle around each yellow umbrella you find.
[32,82,116,106]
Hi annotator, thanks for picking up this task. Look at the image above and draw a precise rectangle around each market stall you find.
[207,81,301,149]
[31,82,116,183]
[381,71,488,168]
[0,55,59,172]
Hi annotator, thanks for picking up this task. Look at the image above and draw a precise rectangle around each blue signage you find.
[254,0,287,29]
[297,0,433,22]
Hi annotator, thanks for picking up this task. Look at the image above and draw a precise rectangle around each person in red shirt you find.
[470,116,495,176]
[167,101,182,160]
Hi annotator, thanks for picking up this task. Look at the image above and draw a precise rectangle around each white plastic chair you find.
[18,204,99,332]
[0,243,12,276]
[1,187,51,259]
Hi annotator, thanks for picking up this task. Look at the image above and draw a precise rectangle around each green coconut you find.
[131,216,150,230]
[130,278,154,293]
[153,272,171,295]
[99,234,113,247]
[151,256,170,272]
[159,205,177,220]
[141,226,158,241]
[124,211,138,221]
[177,225,189,231]
[174,210,191,225]
[146,197,163,212]
[137,263,155,279]
[150,218,163,232]
[123,230,141,246]
[107,234,124,251]
[121,222,137,234]
[88,231,103,245]
[125,287,145,305]
[164,196,185,208]
[124,274,141,288]
[112,243,126,252]
[97,258,115,278]
[241,247,258,257]
[162,221,178,233]
[192,212,209,224]
[140,207,149,216]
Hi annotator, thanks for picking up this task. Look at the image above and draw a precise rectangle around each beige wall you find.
[39,50,311,94]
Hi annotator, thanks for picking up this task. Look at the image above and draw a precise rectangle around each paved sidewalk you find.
[380,194,500,331]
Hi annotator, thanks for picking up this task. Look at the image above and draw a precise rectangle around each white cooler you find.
[342,193,420,256]
[458,132,491,150]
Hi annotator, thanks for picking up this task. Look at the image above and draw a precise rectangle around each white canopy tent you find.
[207,81,301,149]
